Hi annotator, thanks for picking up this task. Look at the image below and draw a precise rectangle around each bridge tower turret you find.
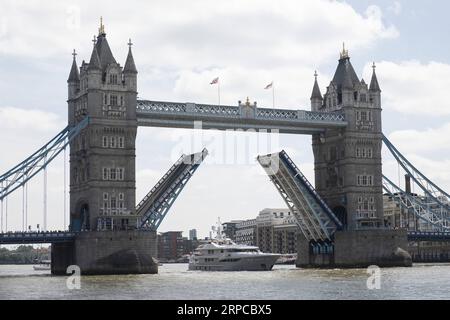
[67,20,138,232]
[310,71,323,111]
[312,45,383,231]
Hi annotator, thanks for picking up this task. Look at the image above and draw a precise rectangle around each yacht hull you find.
[189,254,279,271]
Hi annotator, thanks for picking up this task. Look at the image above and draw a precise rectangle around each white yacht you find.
[188,220,280,271]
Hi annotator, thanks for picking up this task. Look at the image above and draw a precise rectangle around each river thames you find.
[0,263,449,299]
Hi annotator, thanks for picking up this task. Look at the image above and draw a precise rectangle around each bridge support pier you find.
[51,230,158,275]
[296,229,412,268]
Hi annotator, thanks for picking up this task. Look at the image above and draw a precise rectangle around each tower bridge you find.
[0,21,449,273]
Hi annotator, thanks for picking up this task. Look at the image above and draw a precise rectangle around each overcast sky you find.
[0,0,449,239]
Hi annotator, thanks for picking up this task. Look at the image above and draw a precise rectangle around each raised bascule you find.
[0,22,449,273]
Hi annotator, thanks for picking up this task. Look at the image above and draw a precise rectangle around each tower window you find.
[360,111,367,121]
[110,136,117,148]
[110,95,118,106]
[102,136,108,148]
[117,168,124,181]
[118,136,124,148]
[357,175,374,186]
[110,196,117,209]
[109,74,118,85]
[110,168,116,180]
[103,168,109,180]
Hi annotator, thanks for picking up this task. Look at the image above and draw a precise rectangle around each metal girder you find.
[257,150,342,242]
[407,231,450,242]
[0,231,76,244]
[383,134,450,212]
[0,117,89,201]
[382,175,450,231]
[136,100,347,134]
[137,149,208,230]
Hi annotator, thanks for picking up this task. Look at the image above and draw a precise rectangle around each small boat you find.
[275,254,297,265]
[33,260,51,271]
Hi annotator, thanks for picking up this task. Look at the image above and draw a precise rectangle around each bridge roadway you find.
[0,231,76,245]
[1,230,449,245]
[136,100,348,134]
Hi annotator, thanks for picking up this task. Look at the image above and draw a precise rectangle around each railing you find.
[136,100,346,123]
[0,231,77,244]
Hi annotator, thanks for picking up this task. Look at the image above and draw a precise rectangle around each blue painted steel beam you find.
[137,149,208,230]
[0,231,76,244]
[407,231,450,242]
[383,175,450,231]
[0,117,89,201]
[257,150,342,242]
[383,134,450,212]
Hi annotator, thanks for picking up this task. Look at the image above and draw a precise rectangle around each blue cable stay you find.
[383,134,450,212]
[0,117,89,201]
[257,150,342,242]
[137,148,208,230]
[382,174,450,232]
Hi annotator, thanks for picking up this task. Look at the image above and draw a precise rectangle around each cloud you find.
[0,106,61,132]
[387,123,450,154]
[363,60,450,116]
[0,0,398,68]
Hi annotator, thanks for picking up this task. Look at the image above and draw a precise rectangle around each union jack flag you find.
[264,82,273,90]
[210,77,219,85]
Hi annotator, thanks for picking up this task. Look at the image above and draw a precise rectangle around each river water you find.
[0,263,449,300]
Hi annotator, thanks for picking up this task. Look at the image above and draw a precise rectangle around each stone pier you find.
[296,229,412,268]
[51,230,158,275]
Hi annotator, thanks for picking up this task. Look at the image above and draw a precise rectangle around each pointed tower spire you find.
[342,65,354,90]
[88,40,101,71]
[310,71,323,100]
[124,38,138,74]
[68,49,80,82]
[369,62,381,92]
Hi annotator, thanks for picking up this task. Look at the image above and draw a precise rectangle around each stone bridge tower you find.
[67,21,138,232]
[310,46,383,231]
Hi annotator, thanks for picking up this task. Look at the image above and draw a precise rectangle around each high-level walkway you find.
[136,100,347,134]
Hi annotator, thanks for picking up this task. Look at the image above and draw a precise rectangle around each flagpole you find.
[218,80,221,106]
[272,82,275,108]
